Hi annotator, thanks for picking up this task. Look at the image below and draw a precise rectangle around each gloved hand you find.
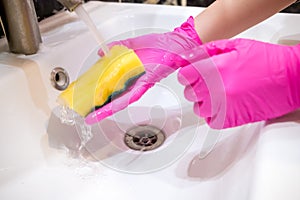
[85,16,202,124]
[178,38,300,129]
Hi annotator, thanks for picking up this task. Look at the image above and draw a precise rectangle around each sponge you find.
[58,45,145,117]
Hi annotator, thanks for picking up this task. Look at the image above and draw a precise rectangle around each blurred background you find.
[1,0,300,38]
[32,0,300,22]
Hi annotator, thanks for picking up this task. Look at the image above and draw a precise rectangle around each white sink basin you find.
[0,2,300,200]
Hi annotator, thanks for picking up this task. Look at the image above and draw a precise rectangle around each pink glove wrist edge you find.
[174,16,202,45]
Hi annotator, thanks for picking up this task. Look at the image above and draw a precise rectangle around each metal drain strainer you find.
[124,125,166,151]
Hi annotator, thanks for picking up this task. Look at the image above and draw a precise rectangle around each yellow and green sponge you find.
[58,45,145,117]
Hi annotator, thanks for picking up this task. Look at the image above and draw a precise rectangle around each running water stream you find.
[59,4,111,149]
[74,4,110,55]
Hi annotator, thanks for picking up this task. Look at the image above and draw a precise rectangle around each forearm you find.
[195,0,296,43]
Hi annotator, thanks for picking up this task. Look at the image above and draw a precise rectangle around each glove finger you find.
[85,82,153,124]
[202,39,237,56]
[194,102,225,130]
[98,40,130,56]
[178,52,217,87]
[98,34,155,57]
[184,79,210,102]
[194,97,212,118]
[184,85,199,102]
[177,65,200,86]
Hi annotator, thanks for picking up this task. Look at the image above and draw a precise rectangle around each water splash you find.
[60,105,76,125]
[78,122,92,148]
[59,105,93,150]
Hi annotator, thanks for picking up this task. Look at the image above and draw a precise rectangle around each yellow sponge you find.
[58,45,145,117]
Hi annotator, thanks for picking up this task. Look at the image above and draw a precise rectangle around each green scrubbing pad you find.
[93,71,145,112]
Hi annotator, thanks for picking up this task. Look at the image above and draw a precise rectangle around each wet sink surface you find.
[0,2,300,200]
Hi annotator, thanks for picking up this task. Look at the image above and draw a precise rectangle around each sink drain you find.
[124,125,166,151]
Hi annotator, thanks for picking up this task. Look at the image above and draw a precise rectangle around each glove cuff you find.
[173,16,202,45]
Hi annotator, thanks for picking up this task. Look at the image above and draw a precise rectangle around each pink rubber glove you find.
[85,16,202,124]
[178,38,300,129]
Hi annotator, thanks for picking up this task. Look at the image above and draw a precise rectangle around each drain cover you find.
[124,125,165,151]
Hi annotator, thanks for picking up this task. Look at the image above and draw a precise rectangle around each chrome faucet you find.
[0,0,41,55]
[0,0,83,55]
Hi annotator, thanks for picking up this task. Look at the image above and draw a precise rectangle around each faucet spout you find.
[57,0,83,12]
[0,0,42,55]
[0,0,84,55]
